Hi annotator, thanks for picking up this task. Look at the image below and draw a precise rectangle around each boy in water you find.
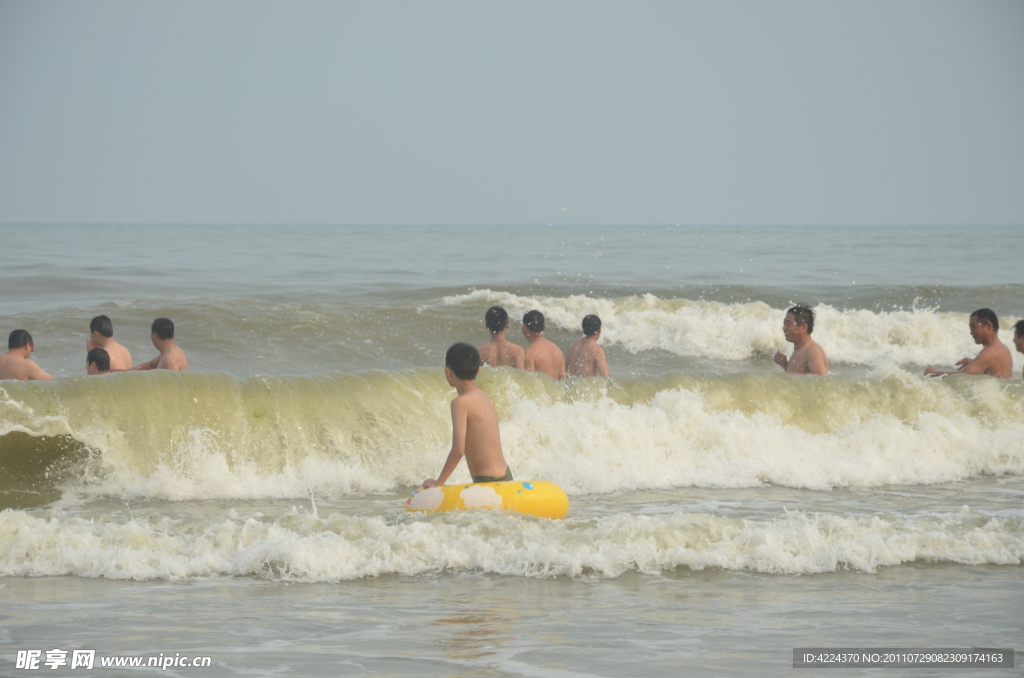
[422,343,512,487]
[477,306,525,368]
[131,318,189,371]
[926,309,1012,378]
[567,314,610,377]
[522,310,566,380]
[86,348,111,375]
[86,315,133,371]
[773,305,829,375]
[0,330,53,381]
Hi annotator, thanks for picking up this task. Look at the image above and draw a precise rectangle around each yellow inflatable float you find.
[407,480,569,519]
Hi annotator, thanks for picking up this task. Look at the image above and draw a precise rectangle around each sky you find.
[0,1,1022,226]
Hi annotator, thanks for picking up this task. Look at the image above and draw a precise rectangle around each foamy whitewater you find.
[1,225,1022,676]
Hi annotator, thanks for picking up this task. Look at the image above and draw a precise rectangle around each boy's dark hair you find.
[87,347,111,372]
[445,342,481,381]
[970,308,999,332]
[523,310,545,334]
[90,315,114,338]
[787,305,815,334]
[151,318,174,340]
[485,306,509,334]
[582,314,602,336]
[8,329,32,350]
[1015,319,1024,338]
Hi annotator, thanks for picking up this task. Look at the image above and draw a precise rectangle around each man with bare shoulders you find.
[925,309,1012,379]
[773,305,829,375]
[567,314,610,378]
[131,318,189,371]
[477,306,525,369]
[1014,320,1024,380]
[522,310,566,380]
[0,330,53,381]
[87,315,132,371]
[422,343,511,487]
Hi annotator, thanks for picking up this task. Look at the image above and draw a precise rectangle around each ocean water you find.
[0,224,1022,676]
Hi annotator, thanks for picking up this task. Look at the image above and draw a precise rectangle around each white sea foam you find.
[443,289,1023,368]
[2,367,1022,501]
[1,506,1019,580]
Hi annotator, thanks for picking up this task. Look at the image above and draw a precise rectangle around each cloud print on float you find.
[0,0,1022,227]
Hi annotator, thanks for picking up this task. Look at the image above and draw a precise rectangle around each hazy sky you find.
[1,1,1022,226]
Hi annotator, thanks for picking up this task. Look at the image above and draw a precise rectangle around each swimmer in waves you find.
[422,342,512,489]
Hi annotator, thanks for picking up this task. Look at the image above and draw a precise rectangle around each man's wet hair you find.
[87,347,111,372]
[8,330,33,350]
[90,315,114,338]
[523,310,545,334]
[151,318,174,340]
[787,306,815,334]
[445,342,481,381]
[582,314,602,336]
[970,308,999,332]
[1015,319,1024,338]
[485,306,509,334]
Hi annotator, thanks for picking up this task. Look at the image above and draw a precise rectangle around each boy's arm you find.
[422,399,468,488]
[513,347,525,370]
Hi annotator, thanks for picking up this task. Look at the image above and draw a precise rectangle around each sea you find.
[0,224,1021,677]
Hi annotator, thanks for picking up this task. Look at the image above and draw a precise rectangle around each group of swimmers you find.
[477,306,609,379]
[422,304,1024,490]
[0,315,188,381]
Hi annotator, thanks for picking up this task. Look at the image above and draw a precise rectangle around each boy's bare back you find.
[452,388,507,478]
[567,338,609,377]
[524,337,566,380]
[423,343,509,488]
[478,339,525,369]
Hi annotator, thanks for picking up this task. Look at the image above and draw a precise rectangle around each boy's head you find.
[582,314,601,337]
[485,306,509,334]
[86,347,111,374]
[445,342,481,381]
[90,315,114,338]
[1013,319,1024,354]
[8,329,33,351]
[523,310,545,334]
[151,317,174,341]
